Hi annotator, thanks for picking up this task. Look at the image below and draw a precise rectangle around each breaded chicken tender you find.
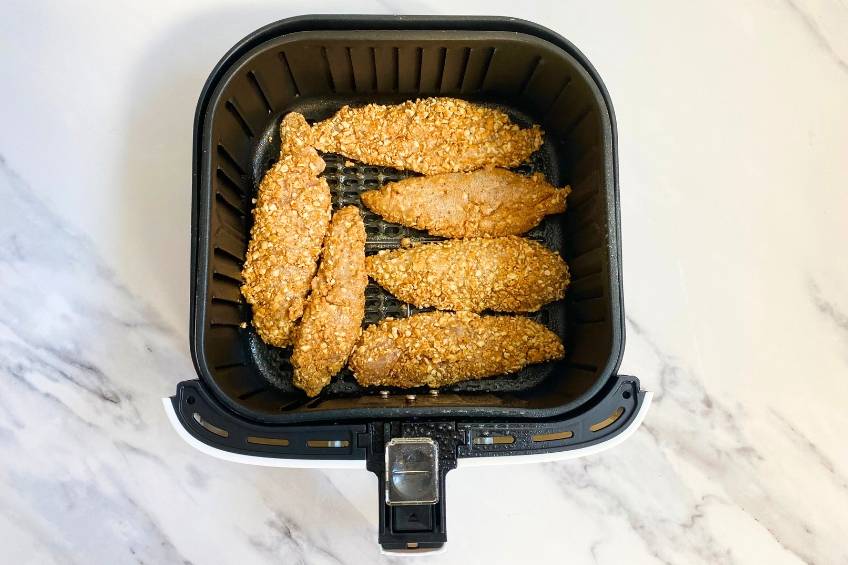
[241,113,332,347]
[365,237,569,313]
[348,311,564,388]
[291,207,367,396]
[312,98,543,175]
[361,168,570,238]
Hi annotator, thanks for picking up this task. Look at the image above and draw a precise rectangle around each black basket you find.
[192,16,624,423]
[173,15,645,552]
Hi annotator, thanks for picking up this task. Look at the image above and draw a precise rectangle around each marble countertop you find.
[1,1,847,563]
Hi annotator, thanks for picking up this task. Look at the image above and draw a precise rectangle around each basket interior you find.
[196,30,619,423]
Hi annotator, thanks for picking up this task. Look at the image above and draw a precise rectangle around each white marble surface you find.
[1,1,847,563]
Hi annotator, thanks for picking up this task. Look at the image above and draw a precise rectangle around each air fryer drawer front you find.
[167,376,648,551]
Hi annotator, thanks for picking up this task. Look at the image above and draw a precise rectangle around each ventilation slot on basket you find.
[247,436,289,446]
[542,78,575,126]
[279,399,305,412]
[246,71,273,113]
[214,231,247,264]
[532,430,573,442]
[217,168,246,199]
[574,298,606,323]
[238,387,266,400]
[390,47,400,91]
[570,277,604,303]
[566,361,597,373]
[478,48,495,89]
[216,191,245,218]
[409,48,423,91]
[590,407,625,432]
[343,47,355,92]
[320,47,336,93]
[215,200,246,238]
[193,413,229,437]
[465,47,494,92]
[568,196,599,232]
[473,435,515,445]
[217,144,248,178]
[517,56,542,97]
[225,100,254,138]
[208,298,241,326]
[370,47,397,92]
[214,244,245,265]
[278,51,300,96]
[211,257,244,282]
[569,144,601,185]
[323,47,356,93]
[569,175,600,210]
[213,247,244,278]
[537,76,571,117]
[214,361,246,371]
[369,47,379,91]
[347,47,377,92]
[307,440,350,448]
[568,253,603,283]
[561,106,593,140]
[435,47,447,92]
[211,274,243,303]
[569,223,603,260]
[440,47,471,94]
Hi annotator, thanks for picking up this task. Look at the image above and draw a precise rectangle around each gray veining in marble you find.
[3,135,847,563]
[0,158,386,564]
[781,0,848,73]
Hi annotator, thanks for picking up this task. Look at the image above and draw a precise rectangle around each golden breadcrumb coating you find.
[312,98,543,175]
[291,207,367,396]
[348,311,564,388]
[365,237,569,313]
[361,167,570,238]
[240,113,332,347]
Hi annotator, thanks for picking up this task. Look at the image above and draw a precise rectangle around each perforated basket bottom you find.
[247,115,567,398]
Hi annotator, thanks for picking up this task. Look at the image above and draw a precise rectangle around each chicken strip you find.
[348,311,564,388]
[241,113,332,347]
[312,98,543,175]
[366,237,569,313]
[291,207,367,397]
[361,168,570,238]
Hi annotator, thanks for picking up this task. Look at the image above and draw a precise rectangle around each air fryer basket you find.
[192,21,623,424]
